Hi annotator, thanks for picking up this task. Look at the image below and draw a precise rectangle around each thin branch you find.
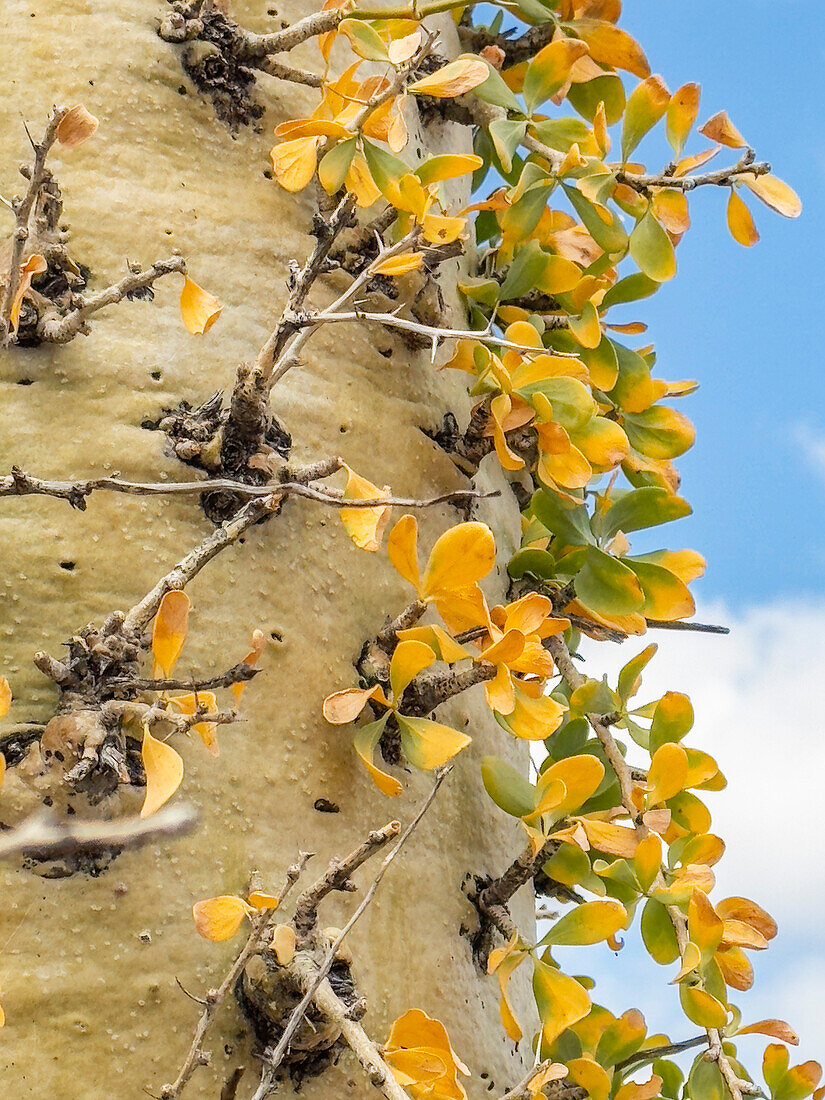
[646,619,730,635]
[500,1059,560,1100]
[616,153,769,193]
[305,310,573,352]
[0,803,197,861]
[109,662,259,694]
[616,1035,708,1073]
[0,466,496,513]
[0,105,67,344]
[36,257,186,343]
[260,771,449,1079]
[293,820,401,938]
[161,852,312,1100]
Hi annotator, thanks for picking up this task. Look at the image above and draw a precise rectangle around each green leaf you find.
[481,756,536,818]
[630,211,677,282]
[530,117,592,152]
[474,62,522,113]
[640,898,680,964]
[362,140,409,197]
[617,644,658,704]
[489,118,527,174]
[687,1054,728,1100]
[507,547,557,581]
[600,487,691,540]
[532,958,591,1045]
[500,239,552,300]
[567,73,626,125]
[649,692,694,752]
[318,137,357,195]
[624,406,695,459]
[531,489,594,548]
[601,272,660,309]
[541,900,627,947]
[570,677,621,716]
[594,1008,647,1069]
[563,182,628,254]
[338,18,389,61]
[576,546,645,616]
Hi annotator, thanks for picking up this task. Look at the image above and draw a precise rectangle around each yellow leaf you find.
[488,940,527,1042]
[409,56,489,98]
[397,624,469,664]
[0,753,5,789]
[271,923,297,965]
[666,83,700,155]
[503,684,566,741]
[577,818,639,857]
[671,940,702,983]
[416,154,483,186]
[727,189,759,247]
[396,714,471,770]
[0,678,11,718]
[539,755,605,817]
[573,20,650,78]
[717,946,754,992]
[420,212,466,245]
[479,629,525,667]
[485,664,516,715]
[672,145,721,177]
[647,742,689,806]
[9,253,47,333]
[179,276,222,335]
[422,521,496,598]
[688,888,724,960]
[741,173,802,218]
[390,639,436,699]
[633,832,662,891]
[248,891,280,910]
[270,135,321,192]
[720,919,768,951]
[533,959,591,1045]
[346,154,382,207]
[140,726,184,818]
[679,983,728,1028]
[353,716,403,796]
[192,895,253,941]
[491,393,526,471]
[615,1076,663,1100]
[388,513,421,592]
[56,104,99,148]
[567,1058,611,1100]
[715,896,776,941]
[340,463,391,552]
[323,685,386,724]
[151,590,190,677]
[699,110,747,148]
[372,252,424,276]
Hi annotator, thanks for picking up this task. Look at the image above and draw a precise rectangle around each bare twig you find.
[1,466,495,513]
[161,852,312,1100]
[260,770,449,1079]
[0,106,67,344]
[293,820,401,938]
[615,1034,708,1073]
[36,257,186,343]
[500,1059,559,1100]
[0,803,197,861]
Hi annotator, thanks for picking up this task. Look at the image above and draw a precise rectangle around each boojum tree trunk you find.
[0,2,533,1096]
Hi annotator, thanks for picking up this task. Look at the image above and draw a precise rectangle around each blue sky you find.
[534,1,825,1076]
[614,1,825,607]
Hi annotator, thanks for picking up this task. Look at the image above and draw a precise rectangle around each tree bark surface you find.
[0,3,534,1096]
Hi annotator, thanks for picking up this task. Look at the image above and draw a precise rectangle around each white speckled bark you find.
[0,2,536,1096]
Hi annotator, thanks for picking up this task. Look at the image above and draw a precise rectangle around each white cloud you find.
[793,422,825,485]
[569,599,825,1061]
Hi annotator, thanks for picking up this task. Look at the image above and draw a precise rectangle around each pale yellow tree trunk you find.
[0,2,534,1097]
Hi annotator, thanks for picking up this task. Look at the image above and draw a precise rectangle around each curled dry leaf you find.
[140,725,184,818]
[179,276,223,335]
[9,254,47,332]
[339,463,391,552]
[192,895,253,941]
[56,104,99,148]
[409,57,489,99]
[271,923,297,965]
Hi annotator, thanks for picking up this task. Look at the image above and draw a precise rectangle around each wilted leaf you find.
[409,57,489,98]
[57,104,99,148]
[271,923,297,965]
[9,253,47,332]
[340,463,391,552]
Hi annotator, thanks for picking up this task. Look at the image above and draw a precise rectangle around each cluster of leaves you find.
[255,0,818,1095]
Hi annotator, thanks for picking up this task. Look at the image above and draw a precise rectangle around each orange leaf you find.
[179,276,222,335]
[727,189,759,247]
[192,895,253,941]
[9,253,47,333]
[409,56,489,98]
[0,678,11,718]
[699,110,747,148]
[151,591,190,677]
[340,464,391,552]
[140,726,184,818]
[741,173,802,218]
[56,104,99,148]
